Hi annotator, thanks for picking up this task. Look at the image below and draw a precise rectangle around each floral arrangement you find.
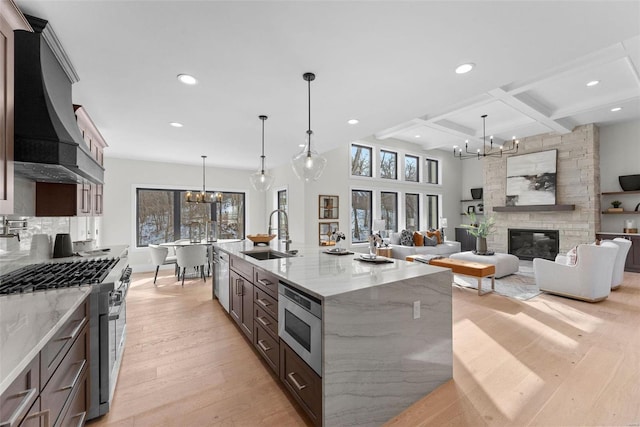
[331,230,346,242]
[368,233,383,246]
[460,212,496,238]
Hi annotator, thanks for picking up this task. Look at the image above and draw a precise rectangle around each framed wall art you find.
[319,195,339,219]
[506,149,557,206]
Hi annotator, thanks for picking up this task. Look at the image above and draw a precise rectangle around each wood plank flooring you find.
[88,268,640,427]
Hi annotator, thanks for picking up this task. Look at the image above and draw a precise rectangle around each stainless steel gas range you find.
[0,247,131,420]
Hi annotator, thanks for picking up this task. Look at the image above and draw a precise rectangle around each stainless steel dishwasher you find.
[214,248,230,312]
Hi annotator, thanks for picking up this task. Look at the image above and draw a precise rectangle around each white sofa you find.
[388,240,461,260]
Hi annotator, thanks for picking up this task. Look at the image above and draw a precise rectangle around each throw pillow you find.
[424,234,438,246]
[426,229,442,245]
[413,231,424,246]
[400,229,414,246]
[389,232,401,245]
[566,246,578,265]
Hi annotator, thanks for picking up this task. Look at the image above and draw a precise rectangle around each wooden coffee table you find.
[406,255,496,296]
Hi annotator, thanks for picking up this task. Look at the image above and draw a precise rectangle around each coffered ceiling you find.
[14,1,640,169]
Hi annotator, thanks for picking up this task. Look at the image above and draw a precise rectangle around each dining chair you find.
[176,245,207,286]
[149,244,178,284]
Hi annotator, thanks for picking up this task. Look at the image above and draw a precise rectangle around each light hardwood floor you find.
[88,268,640,427]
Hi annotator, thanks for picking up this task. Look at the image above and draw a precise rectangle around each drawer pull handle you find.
[257,279,273,287]
[0,388,37,427]
[59,360,86,391]
[71,411,87,427]
[256,298,271,308]
[257,339,272,352]
[22,409,50,427]
[256,316,271,327]
[57,317,87,342]
[287,372,308,391]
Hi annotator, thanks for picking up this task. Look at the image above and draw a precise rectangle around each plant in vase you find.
[460,212,496,255]
[368,233,383,257]
[330,231,346,252]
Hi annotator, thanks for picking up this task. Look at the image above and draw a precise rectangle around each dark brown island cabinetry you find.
[253,269,280,375]
[280,341,322,426]
[229,256,254,339]
[0,296,89,427]
[596,233,640,273]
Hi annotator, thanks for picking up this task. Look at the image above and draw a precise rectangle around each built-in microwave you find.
[278,282,322,376]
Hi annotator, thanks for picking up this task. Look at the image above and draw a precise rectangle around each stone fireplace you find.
[509,229,559,261]
[482,124,600,254]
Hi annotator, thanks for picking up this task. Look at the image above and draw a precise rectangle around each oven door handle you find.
[108,303,124,321]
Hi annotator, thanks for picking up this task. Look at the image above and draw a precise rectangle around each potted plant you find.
[611,200,622,209]
[460,212,496,255]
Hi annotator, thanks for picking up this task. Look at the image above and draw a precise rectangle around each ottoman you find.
[449,251,519,278]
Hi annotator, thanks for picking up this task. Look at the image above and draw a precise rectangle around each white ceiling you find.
[14,1,640,170]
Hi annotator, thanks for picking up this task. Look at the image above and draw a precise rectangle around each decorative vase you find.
[369,240,377,257]
[476,236,488,255]
[335,240,343,252]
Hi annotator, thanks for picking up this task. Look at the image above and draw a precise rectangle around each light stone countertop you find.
[0,286,91,395]
[215,239,448,299]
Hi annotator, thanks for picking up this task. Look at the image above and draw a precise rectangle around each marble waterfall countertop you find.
[0,287,91,395]
[214,239,448,299]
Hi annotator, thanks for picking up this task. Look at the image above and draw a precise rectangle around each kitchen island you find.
[215,240,453,426]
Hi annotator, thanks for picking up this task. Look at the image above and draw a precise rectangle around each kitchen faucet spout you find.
[268,209,291,252]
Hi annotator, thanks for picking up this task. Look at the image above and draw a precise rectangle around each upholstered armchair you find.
[533,243,619,302]
[602,237,632,290]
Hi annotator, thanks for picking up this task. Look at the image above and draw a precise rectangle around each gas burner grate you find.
[0,258,119,295]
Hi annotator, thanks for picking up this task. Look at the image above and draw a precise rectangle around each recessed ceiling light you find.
[169,122,183,127]
[611,107,622,112]
[414,135,421,138]
[177,74,197,85]
[347,119,359,125]
[586,80,599,87]
[298,144,306,147]
[455,63,475,74]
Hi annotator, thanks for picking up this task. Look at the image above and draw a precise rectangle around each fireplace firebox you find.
[508,229,559,261]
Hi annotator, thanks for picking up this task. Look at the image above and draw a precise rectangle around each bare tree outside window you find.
[137,189,175,246]
[351,190,372,243]
[351,144,372,177]
[405,155,419,182]
[277,189,288,239]
[380,150,397,179]
[405,193,420,232]
[381,192,398,233]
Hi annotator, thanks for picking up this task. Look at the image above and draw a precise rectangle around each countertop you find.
[0,286,91,395]
[214,240,447,299]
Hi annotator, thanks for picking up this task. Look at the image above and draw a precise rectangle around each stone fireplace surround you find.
[482,124,600,255]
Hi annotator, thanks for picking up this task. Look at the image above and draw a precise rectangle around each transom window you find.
[351,144,372,177]
[405,155,419,182]
[425,158,439,184]
[380,150,397,179]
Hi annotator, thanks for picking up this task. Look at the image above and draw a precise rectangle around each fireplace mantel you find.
[493,204,575,212]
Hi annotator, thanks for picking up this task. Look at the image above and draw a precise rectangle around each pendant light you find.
[291,72,327,182]
[250,115,274,191]
[185,155,214,203]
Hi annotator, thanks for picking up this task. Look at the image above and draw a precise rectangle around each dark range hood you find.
[14,15,104,184]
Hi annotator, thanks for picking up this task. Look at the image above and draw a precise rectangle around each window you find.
[136,188,245,247]
[351,144,372,177]
[380,192,398,233]
[277,190,288,239]
[351,190,372,243]
[405,155,419,182]
[425,194,439,230]
[405,193,420,232]
[380,150,397,179]
[425,158,439,184]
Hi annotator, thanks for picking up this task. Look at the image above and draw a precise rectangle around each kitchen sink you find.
[241,249,296,260]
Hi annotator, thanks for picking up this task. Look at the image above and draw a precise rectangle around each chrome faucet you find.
[268,209,291,252]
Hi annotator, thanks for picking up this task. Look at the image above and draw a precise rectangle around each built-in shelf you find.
[601,190,640,195]
[602,211,640,215]
[493,204,575,212]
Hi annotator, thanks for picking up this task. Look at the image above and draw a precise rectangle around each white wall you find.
[599,119,640,232]
[102,157,265,269]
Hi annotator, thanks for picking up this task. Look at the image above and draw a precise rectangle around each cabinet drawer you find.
[0,357,39,427]
[254,287,278,320]
[17,397,42,427]
[253,322,279,376]
[58,369,88,427]
[40,301,88,388]
[254,269,278,299]
[230,255,253,281]
[41,323,88,427]
[280,342,322,426]
[254,304,278,339]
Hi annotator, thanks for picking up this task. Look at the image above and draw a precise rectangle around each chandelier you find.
[185,155,214,203]
[250,115,274,191]
[453,114,519,160]
[291,72,327,182]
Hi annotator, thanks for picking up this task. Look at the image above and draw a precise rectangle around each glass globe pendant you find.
[249,115,274,191]
[291,72,326,182]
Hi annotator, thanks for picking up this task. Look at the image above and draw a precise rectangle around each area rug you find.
[452,261,542,301]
